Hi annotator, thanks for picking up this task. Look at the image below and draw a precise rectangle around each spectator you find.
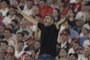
[68,40,80,54]
[83,31,90,48]
[18,0,26,10]
[2,6,16,26]
[16,32,25,42]
[38,0,53,19]
[78,47,89,60]
[56,48,69,60]
[15,41,24,59]
[0,0,89,60]
[3,28,16,47]
[52,8,61,23]
[11,19,19,33]
[22,0,34,16]
[67,10,76,28]
[22,51,33,60]
[57,29,71,53]
[0,24,5,40]
[31,5,40,17]
[69,53,78,60]
[16,6,67,60]
[0,40,8,50]
[26,36,35,51]
[79,26,89,47]
[0,1,9,16]
[5,45,17,60]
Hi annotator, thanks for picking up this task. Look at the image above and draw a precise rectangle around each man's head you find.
[73,41,80,51]
[16,32,25,41]
[34,41,40,50]
[60,29,70,42]
[27,36,35,46]
[26,0,33,9]
[4,28,12,38]
[0,40,8,50]
[44,15,54,26]
[39,0,46,8]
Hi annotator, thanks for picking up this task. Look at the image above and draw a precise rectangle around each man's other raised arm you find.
[16,7,38,26]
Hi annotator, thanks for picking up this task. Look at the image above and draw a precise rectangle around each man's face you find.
[23,54,32,60]
[59,49,67,57]
[16,34,24,41]
[28,40,35,46]
[26,1,33,9]
[60,34,69,41]
[4,30,11,38]
[9,8,16,15]
[0,43,8,50]
[34,41,40,49]
[39,1,45,8]
[73,43,79,50]
[44,15,53,26]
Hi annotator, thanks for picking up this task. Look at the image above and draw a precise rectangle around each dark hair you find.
[17,32,25,37]
[69,53,78,58]
[44,14,55,21]
[11,19,18,25]
[54,8,61,20]
[0,40,8,45]
[35,14,42,18]
[22,31,29,36]
[5,28,13,33]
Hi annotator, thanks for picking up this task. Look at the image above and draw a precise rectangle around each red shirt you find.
[69,2,81,12]
[61,7,68,17]
[39,5,53,19]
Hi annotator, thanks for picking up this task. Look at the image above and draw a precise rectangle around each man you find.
[16,7,68,60]
[0,40,8,50]
[38,0,53,19]
[22,0,34,16]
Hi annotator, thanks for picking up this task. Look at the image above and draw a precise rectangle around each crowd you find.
[0,0,90,60]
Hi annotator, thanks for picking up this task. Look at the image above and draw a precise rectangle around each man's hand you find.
[15,6,22,14]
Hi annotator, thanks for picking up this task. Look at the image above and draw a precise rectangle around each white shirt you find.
[83,40,90,48]
[2,15,15,26]
[68,48,75,54]
[70,0,76,3]
[78,54,88,60]
[75,11,85,21]
[0,8,9,16]
[23,4,33,16]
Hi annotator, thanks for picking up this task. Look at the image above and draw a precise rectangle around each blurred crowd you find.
[0,0,90,60]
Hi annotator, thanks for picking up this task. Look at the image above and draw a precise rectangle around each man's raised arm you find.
[16,7,38,26]
[55,15,69,29]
